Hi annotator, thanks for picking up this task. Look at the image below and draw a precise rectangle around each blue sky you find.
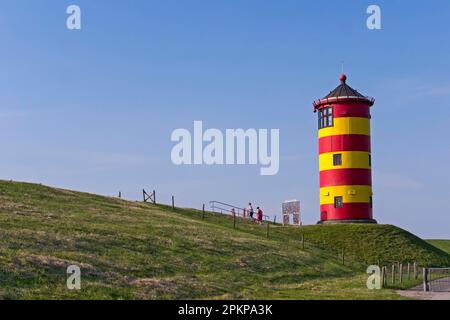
[0,0,449,238]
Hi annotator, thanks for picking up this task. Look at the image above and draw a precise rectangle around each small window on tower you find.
[318,106,334,129]
[333,154,342,166]
[327,107,333,127]
[334,196,343,209]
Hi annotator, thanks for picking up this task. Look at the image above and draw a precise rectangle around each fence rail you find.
[380,262,431,290]
[142,189,156,204]
[424,267,450,292]
[209,200,271,222]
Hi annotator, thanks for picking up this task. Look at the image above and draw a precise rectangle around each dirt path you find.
[396,290,450,300]
[397,277,450,300]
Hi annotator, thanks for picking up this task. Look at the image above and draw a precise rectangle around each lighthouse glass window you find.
[334,196,343,209]
[319,106,334,129]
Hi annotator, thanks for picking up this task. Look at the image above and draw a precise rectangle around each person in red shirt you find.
[256,207,263,225]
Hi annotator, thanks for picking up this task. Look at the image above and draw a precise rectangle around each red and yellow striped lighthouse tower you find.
[313,74,377,224]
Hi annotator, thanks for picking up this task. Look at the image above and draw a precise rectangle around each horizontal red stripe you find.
[319,134,371,154]
[320,169,372,187]
[318,102,371,118]
[320,203,373,221]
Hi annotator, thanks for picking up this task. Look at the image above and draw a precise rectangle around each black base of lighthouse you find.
[317,219,378,225]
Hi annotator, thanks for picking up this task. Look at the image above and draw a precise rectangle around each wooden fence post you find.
[266,222,269,238]
[399,263,403,283]
[143,189,146,202]
[392,264,396,285]
[233,212,236,229]
[273,216,277,225]
[423,268,429,292]
[385,266,388,287]
[153,190,156,204]
[172,196,175,210]
[407,263,411,280]
[118,191,121,198]
[202,204,205,219]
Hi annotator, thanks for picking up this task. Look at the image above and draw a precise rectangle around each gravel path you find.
[397,277,450,300]
[396,290,450,300]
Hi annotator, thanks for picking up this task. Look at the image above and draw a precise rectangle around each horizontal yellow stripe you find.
[319,151,371,171]
[320,185,373,205]
[319,117,371,138]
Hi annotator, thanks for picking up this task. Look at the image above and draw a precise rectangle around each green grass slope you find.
[0,180,448,300]
[427,240,450,254]
[297,225,450,267]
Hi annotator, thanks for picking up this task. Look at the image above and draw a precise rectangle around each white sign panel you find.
[282,200,301,226]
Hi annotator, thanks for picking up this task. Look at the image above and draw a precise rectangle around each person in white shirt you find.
[247,203,254,221]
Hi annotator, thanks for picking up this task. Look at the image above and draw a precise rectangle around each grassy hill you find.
[297,225,450,267]
[427,240,450,254]
[0,180,449,300]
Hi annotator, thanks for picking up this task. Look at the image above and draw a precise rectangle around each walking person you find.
[247,203,254,222]
[257,207,263,225]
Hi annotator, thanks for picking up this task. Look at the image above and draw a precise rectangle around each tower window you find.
[333,154,342,166]
[334,196,343,209]
[318,106,334,129]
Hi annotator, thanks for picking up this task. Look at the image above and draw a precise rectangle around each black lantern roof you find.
[313,74,374,110]
[323,74,365,99]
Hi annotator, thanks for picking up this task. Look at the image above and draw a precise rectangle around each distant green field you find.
[0,180,449,300]
[427,240,450,255]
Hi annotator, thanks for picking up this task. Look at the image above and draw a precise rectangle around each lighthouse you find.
[313,74,377,224]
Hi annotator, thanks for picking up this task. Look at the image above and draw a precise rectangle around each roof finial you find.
[340,61,347,83]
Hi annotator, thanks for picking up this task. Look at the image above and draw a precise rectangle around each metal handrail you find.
[209,200,270,221]
[212,205,244,217]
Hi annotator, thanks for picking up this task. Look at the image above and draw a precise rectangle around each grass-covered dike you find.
[0,180,449,300]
